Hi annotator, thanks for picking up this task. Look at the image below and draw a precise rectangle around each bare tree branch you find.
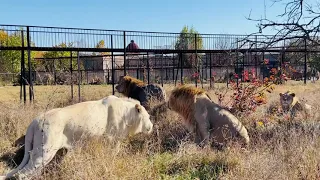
[240,0,320,49]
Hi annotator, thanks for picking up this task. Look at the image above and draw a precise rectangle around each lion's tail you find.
[237,124,250,147]
[6,120,37,178]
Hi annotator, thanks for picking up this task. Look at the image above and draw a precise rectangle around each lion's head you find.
[130,103,153,135]
[115,75,146,96]
[168,85,209,122]
[279,91,298,112]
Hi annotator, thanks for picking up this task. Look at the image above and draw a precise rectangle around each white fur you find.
[4,95,153,180]
[305,103,312,115]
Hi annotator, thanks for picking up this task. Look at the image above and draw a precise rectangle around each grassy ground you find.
[0,81,320,180]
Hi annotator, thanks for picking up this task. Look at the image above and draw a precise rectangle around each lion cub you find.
[279,91,312,119]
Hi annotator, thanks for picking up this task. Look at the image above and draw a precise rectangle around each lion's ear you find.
[135,104,141,113]
[290,93,295,97]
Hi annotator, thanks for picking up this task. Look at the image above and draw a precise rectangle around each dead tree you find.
[241,0,320,47]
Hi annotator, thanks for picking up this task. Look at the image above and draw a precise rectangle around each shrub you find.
[215,59,288,118]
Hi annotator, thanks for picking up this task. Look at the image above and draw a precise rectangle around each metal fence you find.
[1,24,319,104]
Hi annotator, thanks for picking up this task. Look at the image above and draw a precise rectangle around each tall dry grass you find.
[0,81,319,180]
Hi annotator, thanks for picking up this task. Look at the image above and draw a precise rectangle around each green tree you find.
[175,25,203,68]
[0,29,37,73]
[175,25,203,51]
[175,26,204,82]
[40,42,81,72]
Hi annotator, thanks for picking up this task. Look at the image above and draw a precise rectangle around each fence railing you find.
[0,24,291,52]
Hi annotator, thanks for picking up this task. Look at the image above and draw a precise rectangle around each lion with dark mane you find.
[167,85,250,148]
[115,75,166,111]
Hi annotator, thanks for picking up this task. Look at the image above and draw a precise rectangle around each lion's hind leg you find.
[194,110,211,147]
[15,144,60,179]
[5,121,37,179]
[14,128,62,180]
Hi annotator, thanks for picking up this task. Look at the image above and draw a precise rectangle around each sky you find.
[0,0,288,35]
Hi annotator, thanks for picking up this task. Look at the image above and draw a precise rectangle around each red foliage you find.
[192,72,199,78]
[216,67,286,117]
[210,72,217,81]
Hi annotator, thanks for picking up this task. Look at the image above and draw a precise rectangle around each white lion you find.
[2,95,153,180]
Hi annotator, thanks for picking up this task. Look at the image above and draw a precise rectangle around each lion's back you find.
[34,100,109,141]
[143,84,166,101]
[214,108,249,142]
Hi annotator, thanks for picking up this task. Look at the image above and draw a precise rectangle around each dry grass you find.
[0,81,320,180]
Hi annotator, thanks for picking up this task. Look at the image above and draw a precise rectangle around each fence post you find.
[26,26,34,102]
[172,54,175,85]
[180,52,183,84]
[137,56,140,79]
[262,51,265,79]
[195,33,198,87]
[236,38,239,87]
[255,35,258,78]
[53,59,56,84]
[304,37,307,84]
[226,54,229,88]
[242,52,245,82]
[77,51,81,102]
[161,52,163,87]
[20,30,26,104]
[209,53,212,88]
[147,52,150,84]
[123,31,127,76]
[281,41,285,84]
[70,51,73,100]
[111,35,115,95]
[205,52,208,81]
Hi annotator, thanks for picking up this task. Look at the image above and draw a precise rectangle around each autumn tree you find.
[0,29,37,73]
[92,40,111,56]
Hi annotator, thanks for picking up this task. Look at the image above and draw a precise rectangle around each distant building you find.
[77,50,308,84]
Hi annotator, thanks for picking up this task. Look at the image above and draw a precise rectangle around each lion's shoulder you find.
[121,97,141,105]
